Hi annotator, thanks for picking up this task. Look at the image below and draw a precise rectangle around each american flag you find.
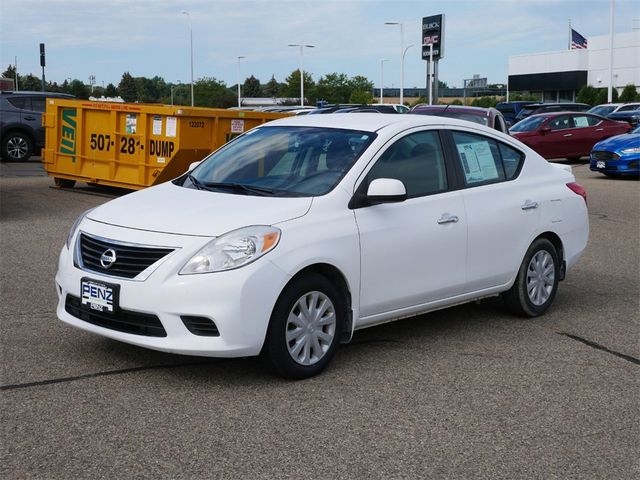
[571,29,588,49]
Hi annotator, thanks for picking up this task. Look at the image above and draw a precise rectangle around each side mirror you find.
[539,127,551,135]
[188,161,202,171]
[366,178,407,204]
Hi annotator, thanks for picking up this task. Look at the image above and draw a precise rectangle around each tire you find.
[503,238,559,318]
[566,157,582,162]
[262,273,345,379]
[1,131,33,162]
[54,177,76,188]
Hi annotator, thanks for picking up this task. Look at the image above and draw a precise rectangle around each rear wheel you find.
[1,132,33,162]
[262,273,344,379]
[503,238,559,317]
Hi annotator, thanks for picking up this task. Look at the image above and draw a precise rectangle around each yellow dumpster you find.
[42,99,291,189]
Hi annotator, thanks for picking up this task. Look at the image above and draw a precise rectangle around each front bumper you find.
[55,220,291,358]
[590,154,640,176]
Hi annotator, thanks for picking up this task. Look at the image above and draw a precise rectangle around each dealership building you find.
[508,30,640,102]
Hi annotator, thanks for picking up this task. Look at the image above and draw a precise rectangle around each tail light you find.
[567,182,587,205]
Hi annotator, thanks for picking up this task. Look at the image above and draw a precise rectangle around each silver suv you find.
[1,91,74,161]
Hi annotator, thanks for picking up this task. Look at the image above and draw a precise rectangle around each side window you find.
[451,131,506,186]
[31,98,46,113]
[548,115,572,130]
[617,104,639,112]
[585,115,602,126]
[498,143,525,180]
[366,130,447,198]
[7,97,28,110]
[572,115,591,128]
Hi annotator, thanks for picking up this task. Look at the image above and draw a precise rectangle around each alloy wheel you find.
[526,250,555,306]
[7,136,29,160]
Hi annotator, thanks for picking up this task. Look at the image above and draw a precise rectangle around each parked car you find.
[607,109,640,128]
[590,126,640,176]
[410,105,509,133]
[334,104,400,114]
[1,91,74,161]
[510,112,631,160]
[495,101,532,125]
[56,114,589,379]
[514,103,591,122]
[587,103,640,117]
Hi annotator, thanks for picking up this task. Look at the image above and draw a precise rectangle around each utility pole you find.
[39,43,46,92]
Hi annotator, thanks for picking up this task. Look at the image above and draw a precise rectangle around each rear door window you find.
[31,98,46,112]
[7,97,29,110]
[548,115,572,130]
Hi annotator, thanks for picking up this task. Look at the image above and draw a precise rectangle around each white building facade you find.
[508,31,640,102]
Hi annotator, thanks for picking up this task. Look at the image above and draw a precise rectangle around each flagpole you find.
[568,19,571,50]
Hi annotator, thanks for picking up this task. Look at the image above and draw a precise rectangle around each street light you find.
[385,21,404,105]
[379,59,389,104]
[237,56,245,108]
[181,11,194,107]
[288,44,315,107]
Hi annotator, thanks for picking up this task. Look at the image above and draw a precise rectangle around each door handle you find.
[595,128,604,131]
[24,116,36,121]
[521,200,539,210]
[563,133,572,137]
[437,213,459,224]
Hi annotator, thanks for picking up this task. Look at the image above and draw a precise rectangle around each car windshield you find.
[496,104,513,114]
[184,126,376,197]
[509,116,547,132]
[588,105,616,116]
[632,126,640,134]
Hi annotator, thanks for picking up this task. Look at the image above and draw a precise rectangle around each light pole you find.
[237,56,245,108]
[379,59,389,104]
[288,44,315,106]
[385,21,404,105]
[182,11,194,107]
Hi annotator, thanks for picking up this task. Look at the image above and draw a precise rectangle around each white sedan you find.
[55,114,589,379]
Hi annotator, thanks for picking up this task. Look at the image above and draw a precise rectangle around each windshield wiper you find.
[201,181,278,196]
[187,173,205,190]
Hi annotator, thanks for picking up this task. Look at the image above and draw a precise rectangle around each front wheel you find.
[503,238,559,317]
[262,273,344,379]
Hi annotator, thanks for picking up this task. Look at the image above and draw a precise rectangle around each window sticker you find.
[456,140,499,184]
[573,116,589,128]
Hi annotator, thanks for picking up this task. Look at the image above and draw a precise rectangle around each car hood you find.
[87,181,313,236]
[593,133,640,152]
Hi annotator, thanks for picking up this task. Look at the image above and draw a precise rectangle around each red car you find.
[510,112,631,160]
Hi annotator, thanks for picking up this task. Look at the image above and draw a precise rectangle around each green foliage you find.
[242,75,262,97]
[594,87,618,105]
[619,84,639,102]
[263,75,281,97]
[194,77,235,108]
[20,74,43,91]
[450,99,463,105]
[470,96,499,108]
[509,94,539,102]
[349,90,373,104]
[282,70,315,103]
[315,72,350,103]
[2,64,17,80]
[578,84,623,106]
[68,80,90,99]
[118,72,137,102]
[105,83,118,97]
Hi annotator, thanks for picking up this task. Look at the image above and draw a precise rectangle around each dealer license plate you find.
[81,278,119,313]
[596,160,606,169]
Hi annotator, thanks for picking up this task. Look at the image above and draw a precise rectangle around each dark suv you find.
[514,102,591,123]
[1,91,74,161]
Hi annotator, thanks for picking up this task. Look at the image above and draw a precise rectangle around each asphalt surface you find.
[1,159,638,479]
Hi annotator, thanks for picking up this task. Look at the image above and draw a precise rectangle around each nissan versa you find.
[56,114,589,379]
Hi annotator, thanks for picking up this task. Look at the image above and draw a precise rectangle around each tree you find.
[20,74,42,91]
[193,77,235,108]
[264,75,281,97]
[242,75,262,97]
[348,75,374,104]
[619,84,639,102]
[2,65,17,80]
[315,72,350,103]
[105,83,118,97]
[576,85,598,106]
[68,80,90,99]
[282,70,315,103]
[118,72,137,102]
[349,90,373,104]
[594,87,618,106]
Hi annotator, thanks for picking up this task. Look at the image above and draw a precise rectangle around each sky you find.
[1,0,638,90]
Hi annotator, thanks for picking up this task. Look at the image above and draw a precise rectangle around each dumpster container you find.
[42,99,291,189]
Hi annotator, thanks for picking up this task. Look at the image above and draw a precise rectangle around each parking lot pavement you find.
[1,164,638,479]
[0,156,46,177]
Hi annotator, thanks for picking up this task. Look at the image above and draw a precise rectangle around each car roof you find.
[523,102,590,107]
[1,90,74,97]
[526,111,602,119]
[413,105,495,114]
[263,112,497,132]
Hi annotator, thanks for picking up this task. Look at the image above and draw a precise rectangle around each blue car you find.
[590,126,640,177]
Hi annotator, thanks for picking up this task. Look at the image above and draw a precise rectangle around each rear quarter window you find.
[6,97,29,110]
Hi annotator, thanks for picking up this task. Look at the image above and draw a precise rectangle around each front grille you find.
[78,233,173,279]
[65,294,166,337]
[181,316,220,336]
[591,151,619,162]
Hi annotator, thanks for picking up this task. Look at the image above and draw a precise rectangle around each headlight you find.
[620,147,640,154]
[66,209,93,249]
[180,226,281,274]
